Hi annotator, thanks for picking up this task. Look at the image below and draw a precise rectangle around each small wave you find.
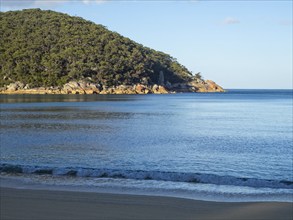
[1,163,292,189]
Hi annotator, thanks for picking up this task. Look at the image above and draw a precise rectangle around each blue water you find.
[1,90,292,201]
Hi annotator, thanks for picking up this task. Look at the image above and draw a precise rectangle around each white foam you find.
[1,163,292,190]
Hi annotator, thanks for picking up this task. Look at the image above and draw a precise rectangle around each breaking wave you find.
[1,163,292,190]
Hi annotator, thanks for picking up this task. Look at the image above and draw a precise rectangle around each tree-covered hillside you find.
[0,9,193,87]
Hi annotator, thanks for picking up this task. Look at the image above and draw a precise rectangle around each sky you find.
[1,0,292,89]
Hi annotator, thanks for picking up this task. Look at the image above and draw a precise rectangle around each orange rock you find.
[135,84,145,94]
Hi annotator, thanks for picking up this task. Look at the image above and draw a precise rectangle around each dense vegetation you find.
[0,9,193,87]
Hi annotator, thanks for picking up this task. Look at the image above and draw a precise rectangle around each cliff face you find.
[0,9,224,94]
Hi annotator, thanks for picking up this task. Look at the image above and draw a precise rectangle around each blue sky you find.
[1,0,292,89]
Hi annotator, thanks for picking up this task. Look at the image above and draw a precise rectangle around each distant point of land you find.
[0,9,224,94]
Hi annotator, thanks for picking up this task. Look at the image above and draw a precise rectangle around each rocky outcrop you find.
[187,79,225,92]
[152,84,168,94]
[5,81,25,92]
[0,79,224,94]
[61,81,101,94]
[205,80,225,92]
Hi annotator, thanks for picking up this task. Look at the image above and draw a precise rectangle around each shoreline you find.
[0,80,225,95]
[1,187,292,220]
[0,173,293,203]
[1,174,292,203]
[0,89,223,95]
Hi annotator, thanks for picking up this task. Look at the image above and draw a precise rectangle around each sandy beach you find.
[0,187,292,220]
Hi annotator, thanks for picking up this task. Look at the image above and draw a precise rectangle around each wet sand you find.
[1,187,292,220]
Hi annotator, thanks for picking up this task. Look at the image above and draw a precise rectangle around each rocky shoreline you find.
[0,79,224,95]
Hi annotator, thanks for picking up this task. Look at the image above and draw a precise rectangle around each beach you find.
[1,187,292,220]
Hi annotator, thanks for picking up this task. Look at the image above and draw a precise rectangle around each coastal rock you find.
[24,84,30,89]
[152,84,159,92]
[125,88,137,94]
[205,80,224,92]
[0,80,224,94]
[6,81,25,91]
[77,81,88,90]
[84,83,100,94]
[99,88,111,94]
[61,80,101,94]
[135,84,146,94]
[187,79,224,93]
[28,87,48,94]
[144,89,151,94]
[62,81,79,94]
[171,83,192,93]
[152,85,168,94]
[158,86,168,94]
[112,85,131,94]
[88,83,101,93]
[67,81,80,89]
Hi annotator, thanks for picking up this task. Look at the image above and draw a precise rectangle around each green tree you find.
[0,9,194,87]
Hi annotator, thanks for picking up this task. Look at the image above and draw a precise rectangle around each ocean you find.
[0,90,292,202]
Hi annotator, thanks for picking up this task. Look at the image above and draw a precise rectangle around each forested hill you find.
[0,9,193,88]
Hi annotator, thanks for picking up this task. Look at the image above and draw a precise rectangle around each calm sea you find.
[0,90,292,202]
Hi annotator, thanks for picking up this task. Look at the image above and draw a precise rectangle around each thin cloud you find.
[1,0,66,10]
[1,0,36,8]
[0,0,108,10]
[82,0,108,5]
[222,17,240,25]
[278,19,293,26]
